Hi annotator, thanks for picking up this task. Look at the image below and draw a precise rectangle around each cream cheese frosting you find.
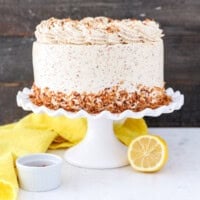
[31,16,169,113]
[35,17,164,45]
[33,41,163,93]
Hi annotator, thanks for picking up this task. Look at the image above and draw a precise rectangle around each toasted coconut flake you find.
[29,84,171,113]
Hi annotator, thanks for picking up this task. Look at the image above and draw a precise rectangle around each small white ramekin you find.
[16,153,63,192]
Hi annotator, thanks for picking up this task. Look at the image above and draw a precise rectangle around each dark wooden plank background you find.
[0,0,199,126]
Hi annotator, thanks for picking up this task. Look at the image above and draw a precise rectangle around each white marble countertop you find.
[18,128,200,200]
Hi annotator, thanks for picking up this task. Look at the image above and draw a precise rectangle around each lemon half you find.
[128,135,168,172]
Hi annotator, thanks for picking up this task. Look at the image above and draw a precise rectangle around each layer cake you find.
[30,17,171,113]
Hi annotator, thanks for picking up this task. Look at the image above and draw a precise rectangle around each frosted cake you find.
[30,17,171,113]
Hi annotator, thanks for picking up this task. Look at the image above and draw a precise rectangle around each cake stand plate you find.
[17,88,184,169]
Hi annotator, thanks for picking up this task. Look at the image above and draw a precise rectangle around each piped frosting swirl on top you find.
[35,17,163,45]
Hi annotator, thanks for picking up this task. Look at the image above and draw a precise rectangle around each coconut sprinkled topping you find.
[35,17,163,45]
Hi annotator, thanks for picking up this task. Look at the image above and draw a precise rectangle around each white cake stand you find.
[17,88,184,169]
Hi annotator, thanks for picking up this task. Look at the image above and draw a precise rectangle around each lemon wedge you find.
[128,135,168,172]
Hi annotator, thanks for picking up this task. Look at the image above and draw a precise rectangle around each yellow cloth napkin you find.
[0,113,147,200]
[0,154,18,200]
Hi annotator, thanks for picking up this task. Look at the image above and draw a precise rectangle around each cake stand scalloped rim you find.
[16,87,184,120]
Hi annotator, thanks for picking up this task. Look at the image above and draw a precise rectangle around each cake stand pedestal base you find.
[64,118,128,169]
[17,87,184,169]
